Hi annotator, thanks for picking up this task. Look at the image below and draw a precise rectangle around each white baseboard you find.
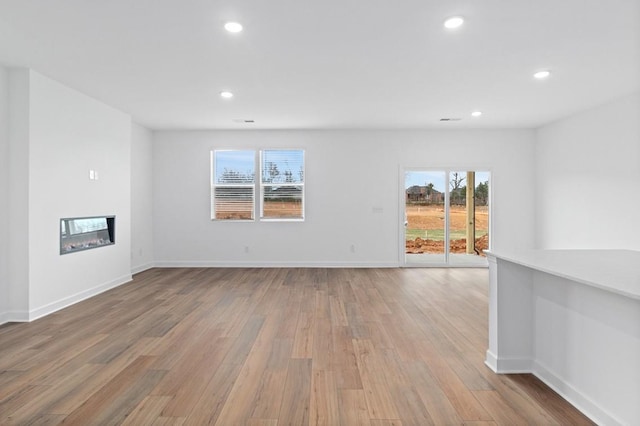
[27,274,133,322]
[131,262,155,275]
[0,310,30,325]
[485,351,532,373]
[486,353,622,425]
[153,260,400,268]
[532,360,621,426]
[484,350,498,371]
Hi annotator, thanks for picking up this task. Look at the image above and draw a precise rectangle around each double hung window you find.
[211,149,305,221]
[260,150,304,220]
[211,150,256,220]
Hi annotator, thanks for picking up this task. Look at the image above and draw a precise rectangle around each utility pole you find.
[466,172,475,254]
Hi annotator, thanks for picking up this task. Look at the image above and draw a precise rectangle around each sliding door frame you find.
[399,165,493,268]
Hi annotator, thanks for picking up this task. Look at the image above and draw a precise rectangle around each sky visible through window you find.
[405,171,489,191]
[214,150,255,183]
[261,150,304,184]
[213,150,304,184]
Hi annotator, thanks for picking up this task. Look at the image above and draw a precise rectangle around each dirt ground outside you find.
[406,204,489,255]
[214,200,302,220]
[263,200,303,218]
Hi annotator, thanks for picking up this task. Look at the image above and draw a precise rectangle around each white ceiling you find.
[0,0,638,130]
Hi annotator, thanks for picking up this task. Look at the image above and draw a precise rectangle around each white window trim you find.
[259,149,305,222]
[210,150,257,221]
[210,149,305,222]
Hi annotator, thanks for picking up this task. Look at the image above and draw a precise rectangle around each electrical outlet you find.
[244,246,249,253]
[350,244,355,253]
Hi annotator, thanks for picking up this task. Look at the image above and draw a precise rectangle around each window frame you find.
[259,149,305,222]
[210,149,306,222]
[210,149,257,221]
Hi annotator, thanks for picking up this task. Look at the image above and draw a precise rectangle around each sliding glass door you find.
[403,169,490,267]
[404,171,447,265]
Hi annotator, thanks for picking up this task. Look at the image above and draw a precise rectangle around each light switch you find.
[89,170,95,180]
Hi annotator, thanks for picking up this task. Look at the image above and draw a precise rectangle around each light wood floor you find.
[0,268,593,425]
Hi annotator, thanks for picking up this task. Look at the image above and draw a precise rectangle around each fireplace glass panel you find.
[60,216,115,254]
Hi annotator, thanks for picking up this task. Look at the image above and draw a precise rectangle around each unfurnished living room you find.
[0,1,639,425]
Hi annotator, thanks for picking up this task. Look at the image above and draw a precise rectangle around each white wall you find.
[1,69,133,322]
[0,65,9,321]
[153,129,535,266]
[26,70,132,317]
[131,123,154,273]
[535,93,640,249]
[7,68,30,319]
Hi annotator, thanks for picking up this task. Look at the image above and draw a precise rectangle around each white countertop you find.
[486,249,640,300]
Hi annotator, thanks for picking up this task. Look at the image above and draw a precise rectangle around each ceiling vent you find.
[232,119,255,123]
[440,118,462,122]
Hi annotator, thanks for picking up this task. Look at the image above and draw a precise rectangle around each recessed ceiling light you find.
[444,16,464,29]
[224,22,243,33]
[533,70,551,79]
[471,111,482,117]
[220,91,234,99]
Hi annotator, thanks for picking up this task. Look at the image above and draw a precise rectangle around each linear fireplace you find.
[60,216,115,255]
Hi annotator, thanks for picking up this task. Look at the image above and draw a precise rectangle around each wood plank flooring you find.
[0,267,594,425]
